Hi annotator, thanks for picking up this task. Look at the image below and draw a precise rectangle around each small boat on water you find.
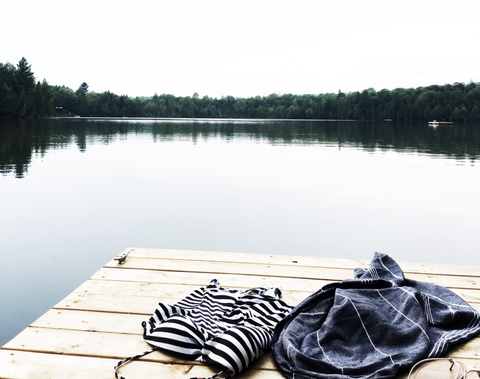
[428,120,453,127]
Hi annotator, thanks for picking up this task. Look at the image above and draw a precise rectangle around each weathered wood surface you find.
[1,247,480,379]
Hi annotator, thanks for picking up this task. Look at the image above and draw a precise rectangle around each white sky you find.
[1,0,479,99]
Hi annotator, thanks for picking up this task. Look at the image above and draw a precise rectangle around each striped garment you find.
[115,279,293,379]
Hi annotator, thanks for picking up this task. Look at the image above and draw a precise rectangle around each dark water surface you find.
[1,118,480,346]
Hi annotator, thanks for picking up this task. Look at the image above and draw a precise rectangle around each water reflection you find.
[1,118,479,178]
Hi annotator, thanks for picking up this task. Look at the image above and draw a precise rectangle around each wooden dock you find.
[1,248,480,378]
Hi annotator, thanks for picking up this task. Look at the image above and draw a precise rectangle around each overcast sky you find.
[2,0,479,99]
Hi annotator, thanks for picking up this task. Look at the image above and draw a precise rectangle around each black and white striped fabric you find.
[115,279,293,379]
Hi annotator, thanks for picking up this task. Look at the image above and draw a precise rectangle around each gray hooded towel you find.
[272,253,480,379]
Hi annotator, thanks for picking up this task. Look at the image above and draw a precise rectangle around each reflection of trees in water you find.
[1,119,479,178]
[0,120,35,178]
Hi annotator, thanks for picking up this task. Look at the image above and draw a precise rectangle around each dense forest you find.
[1,57,480,121]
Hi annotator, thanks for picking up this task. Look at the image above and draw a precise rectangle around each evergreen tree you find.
[76,82,89,95]
[15,57,36,117]
[34,79,54,117]
[16,57,35,93]
[0,63,19,117]
[75,82,89,116]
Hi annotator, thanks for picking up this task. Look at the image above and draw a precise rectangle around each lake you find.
[1,117,480,346]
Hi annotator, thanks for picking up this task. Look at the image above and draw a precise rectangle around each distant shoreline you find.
[50,116,358,122]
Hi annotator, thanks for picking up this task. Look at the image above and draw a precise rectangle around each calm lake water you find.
[1,118,480,346]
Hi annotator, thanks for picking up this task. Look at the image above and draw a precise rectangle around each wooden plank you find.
[104,257,354,281]
[69,276,480,310]
[71,278,313,306]
[1,327,276,370]
[30,309,146,335]
[91,267,331,292]
[120,247,368,270]
[52,290,307,315]
[444,288,480,304]
[2,327,152,361]
[21,309,480,373]
[5,324,480,366]
[0,350,117,379]
[118,247,480,277]
[3,326,480,379]
[73,279,198,300]
[26,308,480,364]
[53,292,159,315]
[5,349,480,379]
[90,268,480,304]
[104,256,480,290]
[0,350,275,379]
[54,289,480,318]
[3,325,480,379]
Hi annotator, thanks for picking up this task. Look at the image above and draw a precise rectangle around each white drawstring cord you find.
[408,357,466,379]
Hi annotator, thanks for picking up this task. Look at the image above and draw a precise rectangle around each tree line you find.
[2,57,480,121]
